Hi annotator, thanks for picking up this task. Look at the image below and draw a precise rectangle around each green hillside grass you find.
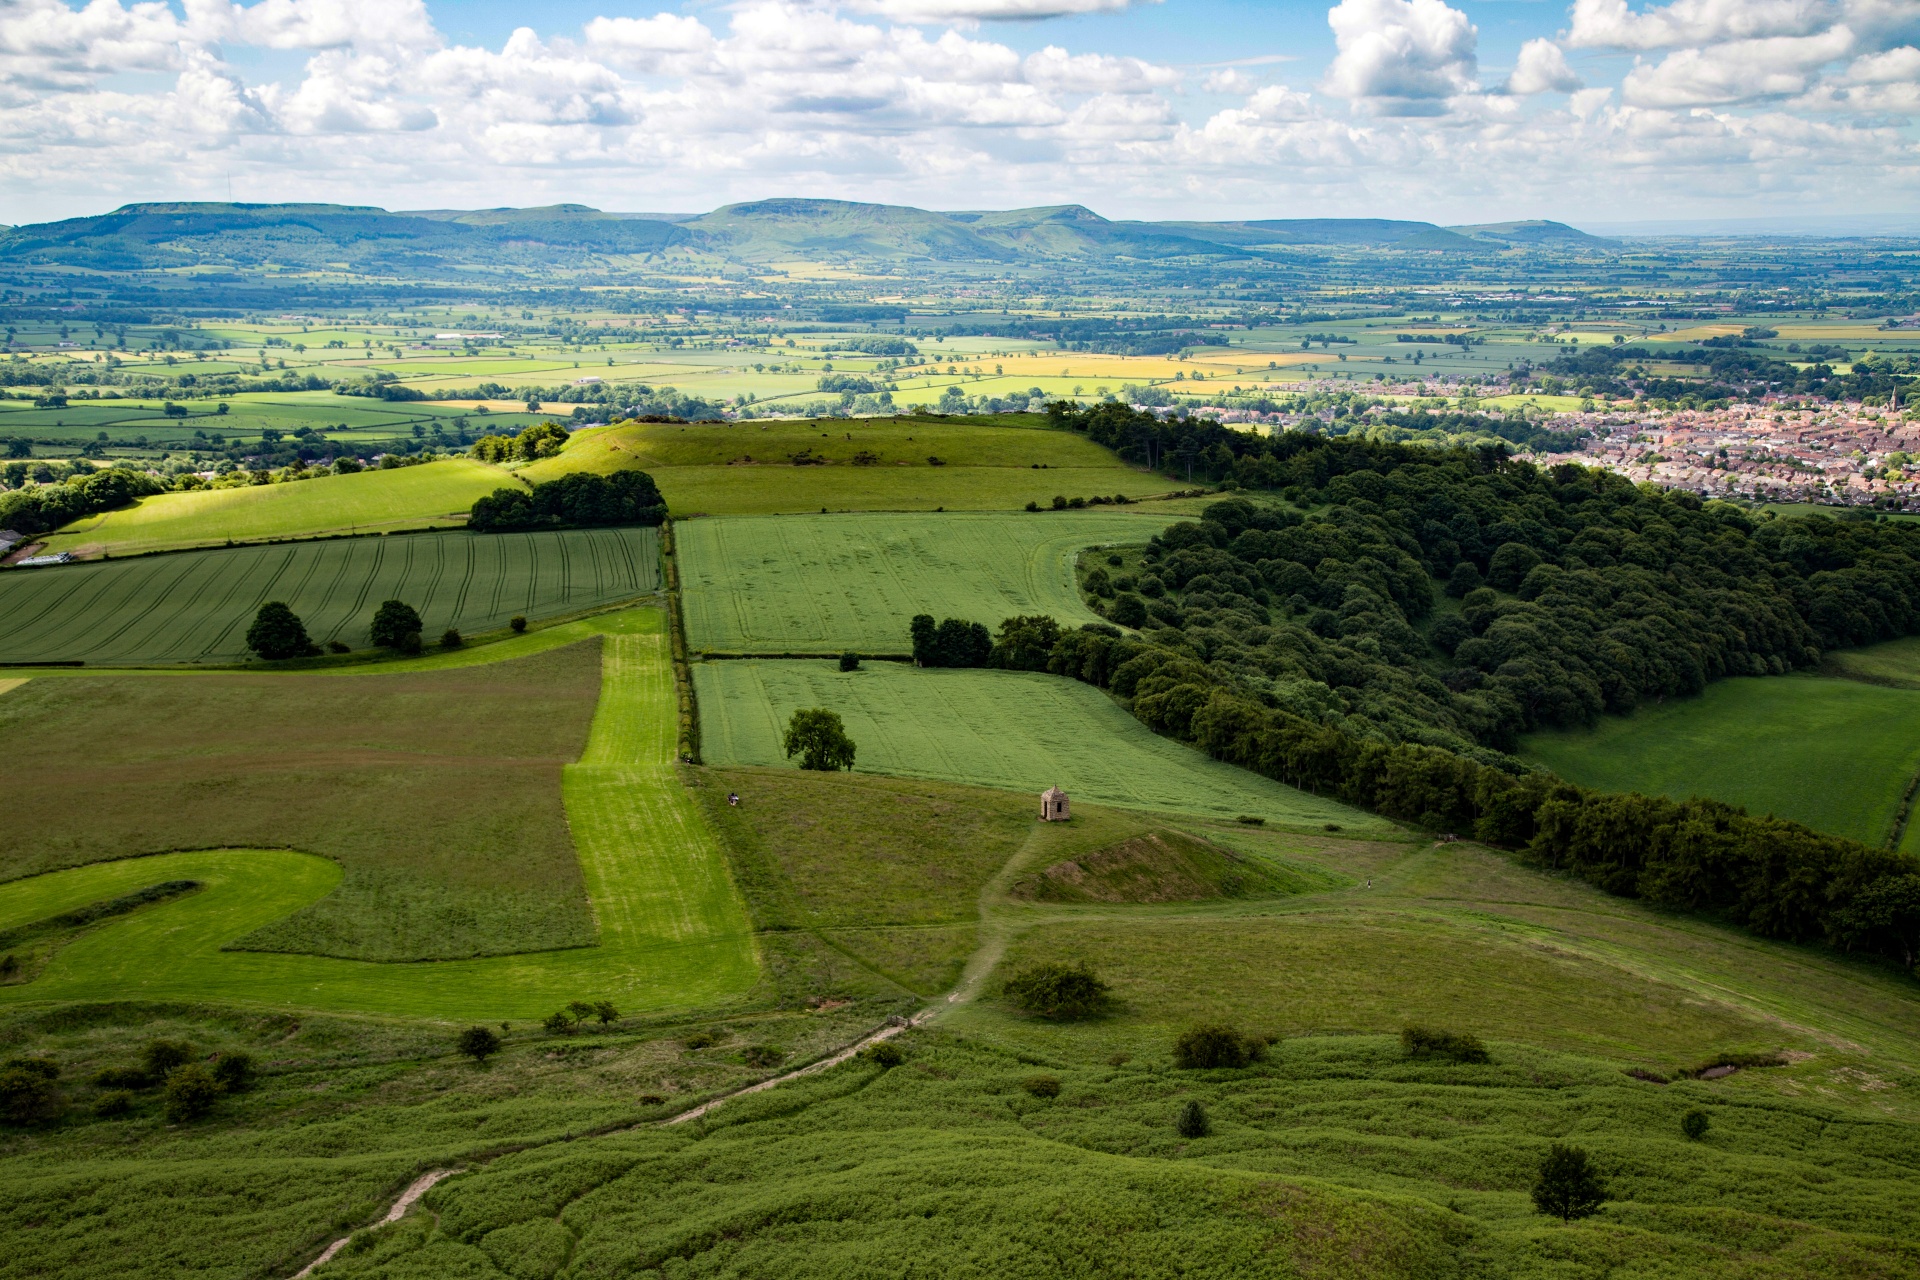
[1522,673,1920,849]
[695,659,1380,832]
[520,416,1164,515]
[0,609,758,1019]
[37,458,513,557]
[0,526,658,665]
[677,510,1162,652]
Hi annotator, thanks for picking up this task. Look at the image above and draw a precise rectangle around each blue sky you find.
[3,0,1916,228]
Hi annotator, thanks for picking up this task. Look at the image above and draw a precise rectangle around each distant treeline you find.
[468,470,665,533]
[0,466,165,537]
[1547,343,1914,403]
[931,315,1230,356]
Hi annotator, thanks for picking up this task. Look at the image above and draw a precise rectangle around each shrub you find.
[0,953,15,978]
[1021,1074,1061,1098]
[1681,1109,1711,1141]
[681,1030,722,1050]
[860,1041,904,1069]
[457,1026,502,1063]
[567,1000,598,1023]
[0,1059,64,1126]
[326,640,350,654]
[509,615,528,633]
[593,1001,619,1026]
[440,628,462,649]
[369,599,422,651]
[543,1011,576,1035]
[743,1045,785,1069]
[1172,1025,1261,1070]
[1531,1143,1607,1222]
[838,651,860,672]
[245,601,317,661]
[92,1066,150,1089]
[211,1052,254,1093]
[94,1090,134,1118]
[1000,962,1112,1021]
[1175,1099,1210,1139]
[142,1040,194,1079]
[1401,1026,1490,1064]
[163,1064,219,1122]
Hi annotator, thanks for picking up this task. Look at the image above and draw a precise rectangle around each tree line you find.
[468,470,665,532]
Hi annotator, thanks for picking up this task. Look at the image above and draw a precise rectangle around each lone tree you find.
[1681,1109,1710,1141]
[1531,1143,1607,1222]
[457,1026,502,1063]
[370,599,423,653]
[163,1064,220,1122]
[1175,1099,1210,1139]
[783,708,856,771]
[245,601,315,660]
[1172,1025,1263,1070]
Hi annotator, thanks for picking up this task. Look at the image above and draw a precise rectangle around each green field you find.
[0,526,659,665]
[0,609,758,1019]
[678,511,1163,652]
[1523,672,1920,850]
[37,458,514,557]
[694,659,1378,832]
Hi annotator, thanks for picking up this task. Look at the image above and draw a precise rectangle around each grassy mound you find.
[38,458,512,558]
[0,526,658,666]
[1007,830,1310,904]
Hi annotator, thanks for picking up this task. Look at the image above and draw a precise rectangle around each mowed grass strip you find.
[38,458,515,558]
[678,511,1163,652]
[522,417,1164,516]
[0,609,758,1019]
[0,643,605,961]
[694,660,1380,832]
[0,525,659,665]
[1522,672,1920,849]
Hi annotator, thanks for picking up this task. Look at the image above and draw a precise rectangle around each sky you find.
[2,0,1917,229]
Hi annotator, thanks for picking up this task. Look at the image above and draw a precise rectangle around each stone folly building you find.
[1040,786,1070,822]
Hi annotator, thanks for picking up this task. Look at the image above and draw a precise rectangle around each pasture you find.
[1522,672,1920,850]
[693,659,1379,832]
[677,510,1162,652]
[0,526,659,665]
[0,609,758,1018]
[37,457,513,557]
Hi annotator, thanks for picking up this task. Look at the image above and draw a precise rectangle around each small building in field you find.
[1040,786,1070,822]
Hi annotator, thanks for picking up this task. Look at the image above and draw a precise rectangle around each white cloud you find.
[845,0,1149,21]
[228,0,440,52]
[1323,0,1479,115]
[1621,26,1856,106]
[582,13,715,73]
[1505,38,1581,94]
[1567,0,1836,51]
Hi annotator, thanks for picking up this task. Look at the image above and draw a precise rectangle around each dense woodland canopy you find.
[979,429,1920,971]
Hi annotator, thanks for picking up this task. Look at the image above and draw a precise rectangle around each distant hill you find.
[0,198,1613,274]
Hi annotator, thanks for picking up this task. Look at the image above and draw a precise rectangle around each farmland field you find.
[694,659,1380,831]
[521,416,1166,515]
[0,526,659,665]
[37,457,514,557]
[1523,672,1920,850]
[0,609,759,1018]
[677,511,1163,652]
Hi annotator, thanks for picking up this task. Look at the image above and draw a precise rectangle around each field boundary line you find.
[1884,766,1920,851]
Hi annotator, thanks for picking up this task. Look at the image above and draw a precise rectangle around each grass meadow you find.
[694,659,1380,832]
[37,458,514,557]
[0,526,659,665]
[0,609,758,1019]
[677,510,1163,652]
[1523,672,1920,849]
[521,415,1167,516]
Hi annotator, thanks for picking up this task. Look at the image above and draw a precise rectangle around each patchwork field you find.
[522,416,1165,516]
[694,659,1379,832]
[1523,672,1920,850]
[36,458,513,557]
[0,609,758,1019]
[677,510,1162,652]
[0,526,659,665]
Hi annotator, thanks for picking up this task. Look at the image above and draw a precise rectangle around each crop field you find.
[1523,672,1920,850]
[38,457,513,557]
[519,416,1165,516]
[0,526,659,665]
[0,609,758,1019]
[694,659,1379,832]
[678,510,1163,652]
